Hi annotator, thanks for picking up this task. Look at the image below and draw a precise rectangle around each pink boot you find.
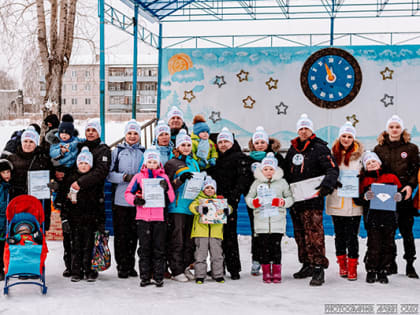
[272,264,282,283]
[261,264,272,283]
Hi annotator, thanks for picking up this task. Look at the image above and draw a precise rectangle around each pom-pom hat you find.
[155,120,170,139]
[193,115,210,135]
[261,152,278,169]
[124,119,141,136]
[77,146,93,167]
[176,129,192,148]
[386,115,404,131]
[296,113,314,133]
[167,106,184,121]
[217,127,233,144]
[339,121,356,139]
[252,126,269,144]
[143,146,161,165]
[362,151,382,169]
[203,175,217,192]
[58,114,75,136]
[21,126,40,146]
[85,118,101,137]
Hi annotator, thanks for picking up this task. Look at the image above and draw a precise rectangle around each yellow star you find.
[236,70,249,82]
[242,96,255,109]
[380,67,394,80]
[265,77,278,90]
[183,90,195,103]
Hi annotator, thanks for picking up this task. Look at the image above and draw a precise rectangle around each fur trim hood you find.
[248,137,281,153]
[377,130,411,145]
[254,166,284,182]
[332,139,364,161]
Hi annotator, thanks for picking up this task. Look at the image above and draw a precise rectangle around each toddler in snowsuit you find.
[245,153,294,283]
[189,175,231,284]
[0,159,12,281]
[125,147,175,287]
[191,115,218,170]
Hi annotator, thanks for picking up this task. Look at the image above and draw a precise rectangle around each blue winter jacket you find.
[164,155,200,215]
[49,133,83,168]
[107,142,145,207]
[0,181,10,240]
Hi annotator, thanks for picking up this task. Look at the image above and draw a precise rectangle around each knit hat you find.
[21,126,40,146]
[339,121,356,139]
[77,146,93,167]
[203,175,217,192]
[362,151,382,169]
[175,129,192,148]
[58,114,75,136]
[252,126,269,144]
[386,114,404,131]
[124,119,141,136]
[44,114,59,129]
[155,120,170,139]
[0,159,13,172]
[193,114,210,135]
[296,113,314,132]
[260,152,278,169]
[29,123,41,135]
[167,106,184,121]
[143,146,161,165]
[13,221,35,234]
[217,127,234,144]
[85,118,101,137]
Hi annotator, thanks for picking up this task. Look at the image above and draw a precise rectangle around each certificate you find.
[183,172,205,200]
[290,175,325,202]
[27,170,50,199]
[257,184,279,218]
[199,199,228,224]
[370,183,397,211]
[143,178,165,208]
[337,170,359,198]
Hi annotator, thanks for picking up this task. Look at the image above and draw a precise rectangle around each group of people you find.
[0,107,418,288]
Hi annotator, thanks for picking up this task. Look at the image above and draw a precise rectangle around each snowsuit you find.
[125,165,175,282]
[107,141,144,274]
[284,134,339,269]
[245,167,293,264]
[49,133,83,169]
[0,180,10,276]
[326,139,364,259]
[164,154,200,277]
[191,132,218,170]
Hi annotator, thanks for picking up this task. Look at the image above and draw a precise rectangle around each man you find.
[167,106,189,143]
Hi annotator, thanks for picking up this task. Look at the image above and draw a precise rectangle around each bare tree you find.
[0,70,17,90]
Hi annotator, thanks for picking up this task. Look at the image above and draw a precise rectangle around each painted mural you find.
[160,45,420,149]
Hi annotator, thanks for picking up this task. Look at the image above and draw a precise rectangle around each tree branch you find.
[36,0,50,77]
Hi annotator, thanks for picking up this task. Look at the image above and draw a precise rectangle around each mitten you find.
[272,198,285,207]
[180,172,194,183]
[159,179,169,191]
[198,160,207,168]
[209,158,216,167]
[62,219,71,234]
[394,192,402,202]
[134,197,146,206]
[123,174,134,182]
[202,206,209,215]
[364,190,375,201]
[252,198,262,208]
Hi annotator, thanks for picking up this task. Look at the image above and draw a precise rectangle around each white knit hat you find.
[143,146,161,165]
[124,119,141,136]
[260,152,278,169]
[85,118,101,137]
[203,175,217,192]
[155,120,170,139]
[21,126,40,146]
[217,127,234,144]
[175,129,191,148]
[339,121,356,139]
[296,113,314,132]
[386,115,404,131]
[77,146,93,167]
[167,106,184,121]
[252,126,269,144]
[362,151,382,169]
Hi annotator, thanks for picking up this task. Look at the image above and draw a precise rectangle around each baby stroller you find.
[3,195,48,295]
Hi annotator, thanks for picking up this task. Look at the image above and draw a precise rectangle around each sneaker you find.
[118,270,129,279]
[172,273,189,282]
[215,277,225,283]
[129,269,138,277]
[140,279,152,287]
[230,272,240,280]
[184,266,195,281]
[251,261,261,276]
[71,275,82,282]
[62,269,72,278]
[195,278,204,284]
[309,266,325,286]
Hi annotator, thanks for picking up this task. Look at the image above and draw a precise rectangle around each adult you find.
[7,126,53,230]
[107,119,145,278]
[152,120,173,166]
[167,106,189,144]
[208,127,250,280]
[2,123,41,158]
[374,115,419,279]
[326,121,364,281]
[284,114,339,286]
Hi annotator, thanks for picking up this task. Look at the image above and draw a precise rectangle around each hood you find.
[248,137,281,153]
[254,166,284,182]
[331,139,364,161]
[377,130,411,145]
[45,128,60,145]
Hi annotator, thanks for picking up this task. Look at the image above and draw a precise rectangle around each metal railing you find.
[109,117,158,149]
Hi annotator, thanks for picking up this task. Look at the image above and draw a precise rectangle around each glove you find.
[252,198,262,208]
[202,206,209,215]
[62,219,71,234]
[159,179,169,191]
[123,174,134,183]
[198,160,207,168]
[364,190,375,201]
[180,172,194,183]
[272,198,285,207]
[223,208,230,216]
[134,197,146,206]
[209,158,216,167]
[316,185,333,197]
[47,180,60,191]
[394,192,402,202]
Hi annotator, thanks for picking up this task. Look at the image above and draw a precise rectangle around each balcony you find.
[108,75,157,83]
[108,90,157,96]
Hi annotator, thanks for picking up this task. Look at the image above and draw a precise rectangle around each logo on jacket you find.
[292,153,304,166]
[401,152,407,159]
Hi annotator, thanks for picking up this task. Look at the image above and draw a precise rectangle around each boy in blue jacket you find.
[0,159,12,281]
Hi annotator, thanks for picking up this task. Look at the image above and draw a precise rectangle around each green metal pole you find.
[132,5,138,119]
[156,23,163,119]
[99,0,105,141]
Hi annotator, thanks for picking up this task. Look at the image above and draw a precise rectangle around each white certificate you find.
[183,172,205,200]
[337,170,359,198]
[290,175,325,202]
[257,184,279,218]
[27,170,50,200]
[143,178,165,208]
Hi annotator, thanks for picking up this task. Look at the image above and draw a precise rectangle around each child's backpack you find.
[91,231,111,271]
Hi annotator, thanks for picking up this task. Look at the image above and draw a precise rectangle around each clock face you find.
[300,48,362,109]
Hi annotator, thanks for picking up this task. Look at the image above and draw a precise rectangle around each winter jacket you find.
[151,139,174,167]
[326,140,364,217]
[107,142,145,207]
[164,154,200,215]
[245,167,294,234]
[49,133,83,168]
[125,165,175,221]
[0,180,10,239]
[189,191,231,240]
[1,129,24,157]
[191,132,218,169]
[284,134,339,211]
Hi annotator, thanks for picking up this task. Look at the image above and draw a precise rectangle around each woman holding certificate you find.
[326,121,364,281]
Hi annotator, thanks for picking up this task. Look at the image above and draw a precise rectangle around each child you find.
[191,115,218,170]
[189,175,231,284]
[245,153,294,283]
[56,147,103,282]
[358,151,402,284]
[125,147,175,287]
[0,159,12,281]
[8,222,43,246]
[153,120,173,166]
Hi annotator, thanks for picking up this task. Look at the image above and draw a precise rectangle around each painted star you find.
[183,90,195,103]
[236,70,249,82]
[242,96,255,109]
[380,67,394,80]
[214,75,226,88]
[380,94,394,107]
[209,111,221,124]
[275,102,288,115]
[266,77,278,90]
[345,114,359,127]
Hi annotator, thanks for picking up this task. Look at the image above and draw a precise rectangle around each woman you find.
[374,115,419,279]
[326,121,363,281]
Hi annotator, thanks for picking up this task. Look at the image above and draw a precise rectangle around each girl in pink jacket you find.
[125,147,175,287]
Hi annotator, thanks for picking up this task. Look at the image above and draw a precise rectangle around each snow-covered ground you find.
[1,236,419,315]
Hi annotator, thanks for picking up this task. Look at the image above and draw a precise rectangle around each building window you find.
[72,84,77,91]
[71,98,77,105]
[62,98,66,105]
[85,98,91,105]
[72,70,77,77]
[85,70,90,77]
[85,84,91,91]
[62,84,66,91]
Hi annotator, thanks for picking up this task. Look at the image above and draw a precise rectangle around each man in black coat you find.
[284,114,339,286]
[166,106,189,143]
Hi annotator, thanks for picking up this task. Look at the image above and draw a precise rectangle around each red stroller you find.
[3,195,48,295]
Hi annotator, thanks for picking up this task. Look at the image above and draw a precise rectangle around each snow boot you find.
[251,261,261,276]
[261,264,272,283]
[215,277,225,283]
[230,272,240,280]
[347,258,358,281]
[62,269,71,278]
[386,260,398,275]
[293,263,313,279]
[195,278,204,284]
[377,271,389,284]
[336,255,348,278]
[272,264,282,283]
[154,279,164,287]
[71,275,82,282]
[118,270,129,279]
[309,266,325,286]
[366,271,376,283]
[140,279,152,287]
[129,269,138,277]
[406,259,419,279]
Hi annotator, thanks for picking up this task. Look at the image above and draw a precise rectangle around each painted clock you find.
[300,47,362,109]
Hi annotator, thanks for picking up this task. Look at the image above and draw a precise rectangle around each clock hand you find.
[324,63,335,82]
